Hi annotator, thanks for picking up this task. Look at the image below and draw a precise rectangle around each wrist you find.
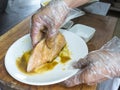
[64,0,74,8]
[64,0,89,8]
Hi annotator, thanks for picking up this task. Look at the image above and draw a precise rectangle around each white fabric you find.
[97,78,120,90]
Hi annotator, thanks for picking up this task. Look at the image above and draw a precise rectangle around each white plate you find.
[5,30,88,86]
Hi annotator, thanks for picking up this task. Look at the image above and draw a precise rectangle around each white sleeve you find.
[97,78,120,90]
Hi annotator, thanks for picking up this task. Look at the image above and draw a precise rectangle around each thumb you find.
[74,50,101,69]
[31,14,45,47]
[46,28,58,48]
[73,57,90,69]
[61,71,82,87]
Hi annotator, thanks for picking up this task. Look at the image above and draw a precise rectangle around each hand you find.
[31,0,70,48]
[62,36,120,87]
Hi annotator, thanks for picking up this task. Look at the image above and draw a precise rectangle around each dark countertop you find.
[0,0,40,36]
[0,13,28,35]
[0,9,38,36]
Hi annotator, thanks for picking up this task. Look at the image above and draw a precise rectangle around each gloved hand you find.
[31,0,70,48]
[62,36,120,87]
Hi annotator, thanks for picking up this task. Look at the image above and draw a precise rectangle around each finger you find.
[79,68,100,85]
[31,14,45,46]
[46,28,58,48]
[61,71,82,87]
[88,77,107,85]
[39,14,59,48]
[73,58,89,69]
[74,50,101,69]
[79,62,110,85]
[80,70,103,85]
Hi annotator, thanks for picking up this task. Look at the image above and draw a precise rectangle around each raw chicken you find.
[27,32,66,72]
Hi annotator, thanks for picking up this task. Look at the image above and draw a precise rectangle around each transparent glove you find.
[62,36,120,87]
[31,0,70,48]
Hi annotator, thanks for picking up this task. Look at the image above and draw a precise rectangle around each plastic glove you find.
[62,36,120,87]
[31,0,70,48]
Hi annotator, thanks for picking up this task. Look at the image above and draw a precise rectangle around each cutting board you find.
[0,13,117,90]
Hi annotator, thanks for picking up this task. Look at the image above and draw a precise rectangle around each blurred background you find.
[0,0,120,36]
[0,0,41,35]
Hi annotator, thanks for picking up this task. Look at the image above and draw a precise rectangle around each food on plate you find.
[59,45,71,63]
[27,32,66,72]
[16,50,58,74]
[16,51,32,74]
[16,44,71,74]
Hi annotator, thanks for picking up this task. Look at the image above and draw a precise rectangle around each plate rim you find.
[4,29,88,85]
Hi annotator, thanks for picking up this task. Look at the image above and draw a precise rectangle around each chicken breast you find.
[27,32,66,72]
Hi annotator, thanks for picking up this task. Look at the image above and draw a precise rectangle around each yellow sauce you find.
[16,51,34,74]
[59,45,71,63]
[34,61,58,73]
[16,45,71,75]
